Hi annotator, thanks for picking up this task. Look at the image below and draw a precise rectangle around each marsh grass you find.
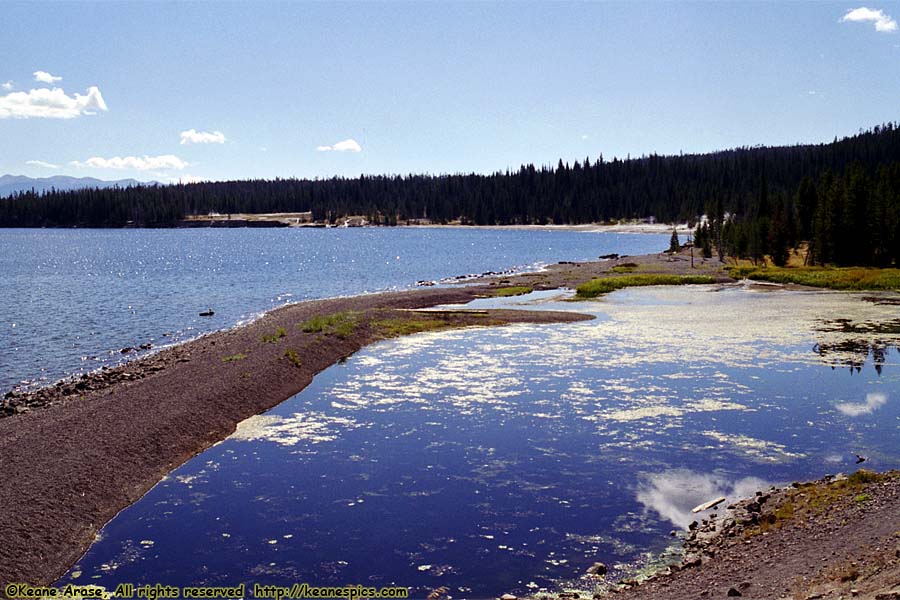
[575,274,716,298]
[611,262,640,273]
[372,317,452,338]
[492,286,533,297]
[298,312,360,339]
[727,265,900,291]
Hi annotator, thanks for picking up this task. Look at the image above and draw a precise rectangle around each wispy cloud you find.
[841,7,898,32]
[316,138,362,153]
[72,155,188,171]
[25,160,59,169]
[0,86,107,119]
[180,129,227,145]
[33,70,63,84]
[1,81,13,91]
[836,392,888,417]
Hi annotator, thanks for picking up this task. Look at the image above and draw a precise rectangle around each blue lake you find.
[59,285,900,597]
[0,228,667,392]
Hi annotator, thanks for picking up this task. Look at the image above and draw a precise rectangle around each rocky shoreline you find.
[610,471,900,600]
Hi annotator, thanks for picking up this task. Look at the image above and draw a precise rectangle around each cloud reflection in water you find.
[636,469,768,529]
[836,392,888,417]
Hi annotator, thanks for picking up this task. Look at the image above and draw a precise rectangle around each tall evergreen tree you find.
[669,228,681,253]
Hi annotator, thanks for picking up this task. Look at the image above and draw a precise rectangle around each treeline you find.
[692,161,900,267]
[2,124,900,266]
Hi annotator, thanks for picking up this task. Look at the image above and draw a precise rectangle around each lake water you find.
[0,228,668,392]
[58,285,900,597]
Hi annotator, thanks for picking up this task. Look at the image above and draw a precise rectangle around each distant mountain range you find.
[0,175,156,197]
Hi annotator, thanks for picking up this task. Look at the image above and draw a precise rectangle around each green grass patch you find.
[492,286,533,297]
[298,311,360,339]
[853,493,872,503]
[260,326,287,343]
[221,353,247,362]
[611,262,640,273]
[726,265,900,291]
[575,274,716,298]
[282,348,302,368]
[372,317,452,338]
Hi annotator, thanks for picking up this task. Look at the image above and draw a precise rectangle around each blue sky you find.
[2,1,899,183]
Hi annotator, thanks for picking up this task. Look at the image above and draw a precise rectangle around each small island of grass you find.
[491,285,534,297]
[575,274,717,298]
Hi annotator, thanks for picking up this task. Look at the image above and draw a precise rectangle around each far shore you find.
[1,247,898,599]
[404,222,694,234]
[180,212,693,234]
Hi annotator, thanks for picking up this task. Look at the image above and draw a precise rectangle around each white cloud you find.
[841,7,898,32]
[72,155,188,171]
[25,160,59,169]
[33,70,63,84]
[180,129,227,145]
[316,138,362,153]
[0,86,107,119]
[1,81,13,91]
[836,392,888,417]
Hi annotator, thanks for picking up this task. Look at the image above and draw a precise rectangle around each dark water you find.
[59,286,900,597]
[0,228,667,392]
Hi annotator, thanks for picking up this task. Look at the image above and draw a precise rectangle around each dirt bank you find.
[613,471,900,600]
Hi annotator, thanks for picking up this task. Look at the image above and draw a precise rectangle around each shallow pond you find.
[60,285,900,597]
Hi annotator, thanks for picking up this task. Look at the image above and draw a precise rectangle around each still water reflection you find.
[60,285,900,597]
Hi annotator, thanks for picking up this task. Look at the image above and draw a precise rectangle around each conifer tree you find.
[669,228,680,253]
